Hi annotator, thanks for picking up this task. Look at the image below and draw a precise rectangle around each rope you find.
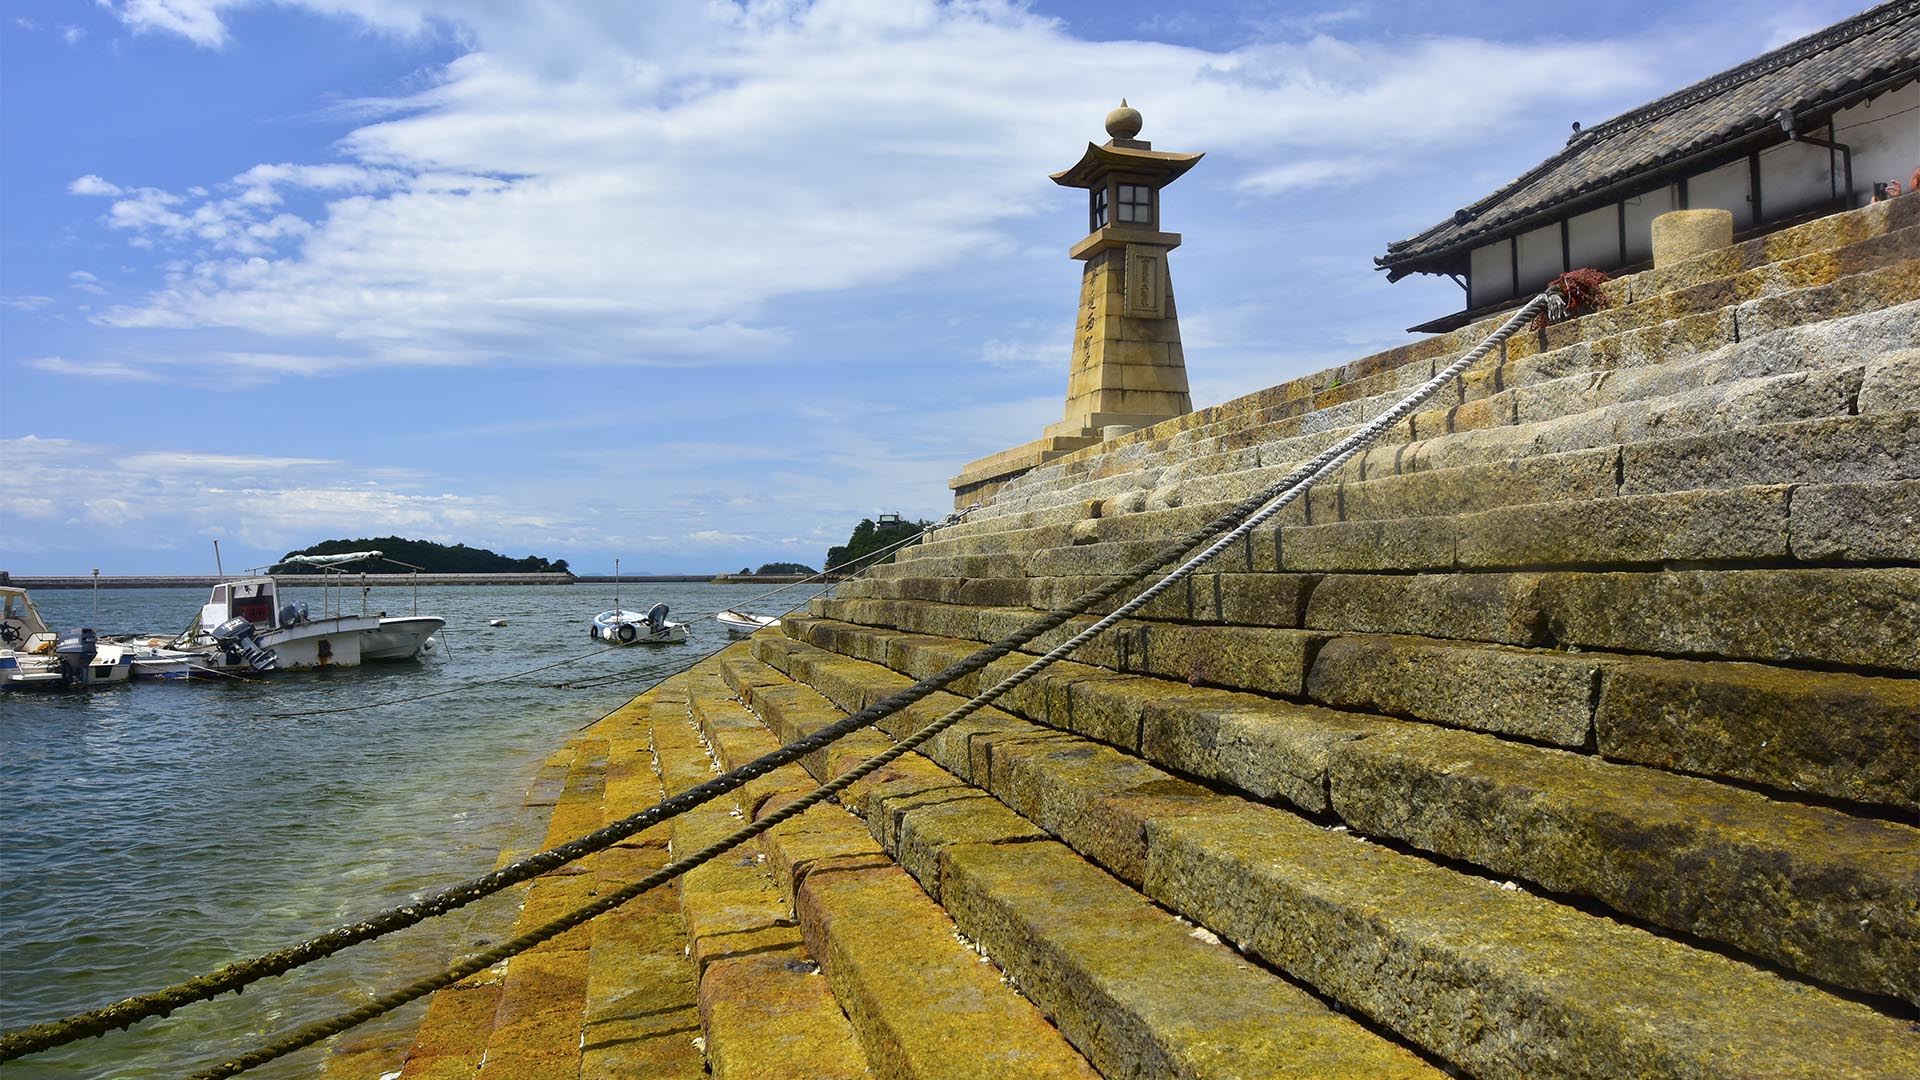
[190,291,1553,1078]
[1,290,1548,1068]
[264,643,622,719]
[678,506,979,622]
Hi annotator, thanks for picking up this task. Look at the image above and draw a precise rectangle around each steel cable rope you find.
[0,289,1553,1066]
[261,642,626,719]
[186,290,1557,1080]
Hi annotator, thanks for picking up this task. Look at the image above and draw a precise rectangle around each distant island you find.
[273,537,571,575]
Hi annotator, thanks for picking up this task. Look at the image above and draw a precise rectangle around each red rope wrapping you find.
[1536,267,1611,328]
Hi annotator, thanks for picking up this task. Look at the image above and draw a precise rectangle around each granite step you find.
[651,673,872,1079]
[971,249,1916,524]
[767,622,1920,1004]
[964,304,1914,526]
[738,632,1920,1080]
[803,589,1920,812]
[703,652,1448,1080]
[695,648,1101,1080]
[967,201,1915,524]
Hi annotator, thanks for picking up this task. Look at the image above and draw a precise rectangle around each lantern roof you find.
[1050,102,1202,189]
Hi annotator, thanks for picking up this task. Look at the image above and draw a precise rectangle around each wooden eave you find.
[1051,143,1204,189]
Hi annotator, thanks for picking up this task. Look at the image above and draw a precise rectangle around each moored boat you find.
[591,604,689,644]
[715,609,779,636]
[0,587,134,689]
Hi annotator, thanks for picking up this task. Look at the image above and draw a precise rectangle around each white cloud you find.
[70,1,1660,379]
[69,270,107,294]
[0,434,545,558]
[69,174,124,197]
[25,356,165,381]
[1,295,56,311]
[115,0,240,47]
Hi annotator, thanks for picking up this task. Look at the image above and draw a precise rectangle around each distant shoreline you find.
[5,572,825,589]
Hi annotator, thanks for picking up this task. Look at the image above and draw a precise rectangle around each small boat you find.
[591,604,689,644]
[489,618,508,628]
[716,609,779,636]
[1,587,134,689]
[126,575,445,677]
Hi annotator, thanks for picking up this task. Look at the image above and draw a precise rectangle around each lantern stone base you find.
[948,433,1102,510]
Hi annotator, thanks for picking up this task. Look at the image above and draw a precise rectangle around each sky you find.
[0,0,1874,575]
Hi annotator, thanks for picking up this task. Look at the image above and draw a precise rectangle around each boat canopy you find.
[278,550,384,567]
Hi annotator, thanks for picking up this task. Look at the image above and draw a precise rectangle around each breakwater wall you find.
[7,572,835,589]
[8,573,579,589]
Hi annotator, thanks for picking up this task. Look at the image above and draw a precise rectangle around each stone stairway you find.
[387,198,1916,1078]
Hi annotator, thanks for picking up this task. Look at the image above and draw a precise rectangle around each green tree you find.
[825,517,927,571]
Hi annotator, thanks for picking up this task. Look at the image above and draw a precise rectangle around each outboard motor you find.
[53,628,98,686]
[645,603,670,636]
[211,616,279,672]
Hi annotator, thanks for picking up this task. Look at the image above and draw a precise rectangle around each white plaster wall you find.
[1836,81,1920,205]
[1689,157,1754,226]
[1759,138,1840,217]
[1623,185,1677,263]
[1567,204,1618,271]
[1516,222,1563,291]
[1470,239,1513,306]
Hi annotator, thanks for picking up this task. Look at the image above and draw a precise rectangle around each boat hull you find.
[716,610,780,636]
[363,616,445,662]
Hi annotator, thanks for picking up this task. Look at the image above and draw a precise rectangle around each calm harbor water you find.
[0,581,820,1079]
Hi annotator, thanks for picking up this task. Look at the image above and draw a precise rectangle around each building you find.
[1378,0,1919,331]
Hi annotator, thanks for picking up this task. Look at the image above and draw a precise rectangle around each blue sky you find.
[0,0,1870,574]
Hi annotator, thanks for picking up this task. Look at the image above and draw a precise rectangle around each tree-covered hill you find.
[273,537,570,575]
[825,517,927,572]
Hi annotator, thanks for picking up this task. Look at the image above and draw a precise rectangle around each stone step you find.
[651,671,873,1080]
[847,548,1920,674]
[700,653,1450,1080]
[769,622,1920,1004]
[802,592,1920,810]
[976,264,1914,524]
[971,304,1913,524]
[696,651,1101,1080]
[966,202,1914,525]
[739,632,1920,1080]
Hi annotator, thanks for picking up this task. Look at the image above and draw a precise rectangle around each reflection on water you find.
[1,582,812,1078]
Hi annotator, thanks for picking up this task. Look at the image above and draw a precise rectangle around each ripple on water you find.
[3,582,786,1078]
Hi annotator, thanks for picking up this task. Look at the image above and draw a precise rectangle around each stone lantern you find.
[947,102,1203,508]
[1042,101,1201,441]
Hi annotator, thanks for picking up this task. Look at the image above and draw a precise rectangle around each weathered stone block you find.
[1857,346,1920,413]
[1596,655,1920,810]
[1144,804,1920,1080]
[940,840,1444,1080]
[1280,516,1456,572]
[1621,412,1919,494]
[1304,572,1548,646]
[1304,634,1601,745]
[1536,568,1920,672]
[1789,478,1920,561]
[1324,722,1920,1004]
[1456,485,1791,567]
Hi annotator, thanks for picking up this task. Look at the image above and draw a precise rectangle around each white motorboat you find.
[0,586,134,689]
[135,575,444,676]
[590,558,687,644]
[716,609,779,636]
[591,604,689,644]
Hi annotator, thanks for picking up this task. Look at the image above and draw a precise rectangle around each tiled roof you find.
[1377,0,1920,279]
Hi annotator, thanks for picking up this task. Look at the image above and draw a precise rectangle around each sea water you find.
[0,581,819,1079]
